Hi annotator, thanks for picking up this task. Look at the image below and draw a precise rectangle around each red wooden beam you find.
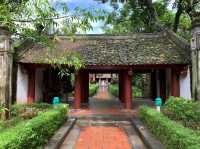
[27,68,35,104]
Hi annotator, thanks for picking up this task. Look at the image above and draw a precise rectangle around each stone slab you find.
[44,118,76,149]
[131,118,165,149]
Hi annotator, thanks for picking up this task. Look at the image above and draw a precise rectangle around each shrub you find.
[108,83,118,96]
[11,103,52,118]
[162,96,200,130]
[0,117,23,132]
[0,104,68,149]
[89,83,98,96]
[108,84,142,97]
[0,104,8,118]
[0,105,6,113]
[140,106,200,149]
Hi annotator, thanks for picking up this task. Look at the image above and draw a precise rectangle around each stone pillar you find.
[171,69,180,97]
[74,70,82,109]
[0,26,12,119]
[124,69,132,109]
[191,12,200,100]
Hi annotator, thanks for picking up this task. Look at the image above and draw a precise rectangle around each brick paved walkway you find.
[62,83,153,149]
[75,126,131,149]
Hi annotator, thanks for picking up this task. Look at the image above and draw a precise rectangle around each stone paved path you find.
[61,82,151,149]
[93,84,114,100]
[75,126,131,149]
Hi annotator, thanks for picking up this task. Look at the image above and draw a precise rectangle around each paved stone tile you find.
[93,86,114,100]
[75,126,132,149]
[60,125,80,149]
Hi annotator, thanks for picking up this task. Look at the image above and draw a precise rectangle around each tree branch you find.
[12,14,77,23]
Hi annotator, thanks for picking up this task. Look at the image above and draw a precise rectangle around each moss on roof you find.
[16,31,191,65]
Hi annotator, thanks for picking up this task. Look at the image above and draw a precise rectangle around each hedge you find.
[11,103,53,117]
[162,96,200,130]
[140,106,200,149]
[108,84,142,97]
[0,104,68,149]
[89,83,98,96]
[108,83,119,96]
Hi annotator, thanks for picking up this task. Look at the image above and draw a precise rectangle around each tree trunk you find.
[173,0,183,32]
[143,0,159,22]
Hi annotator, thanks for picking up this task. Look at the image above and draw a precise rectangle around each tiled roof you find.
[16,30,191,65]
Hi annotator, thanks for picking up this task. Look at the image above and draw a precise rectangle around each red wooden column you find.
[123,69,133,109]
[81,70,85,103]
[159,69,166,101]
[118,72,123,102]
[151,70,157,99]
[74,70,82,109]
[27,67,36,104]
[82,70,89,103]
[120,72,126,103]
[171,69,180,97]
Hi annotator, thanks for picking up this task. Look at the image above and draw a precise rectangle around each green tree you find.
[0,0,105,44]
[101,0,193,39]
[0,0,106,73]
[103,0,171,33]
[164,0,200,32]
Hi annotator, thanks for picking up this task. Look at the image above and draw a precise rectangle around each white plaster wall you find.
[180,68,191,99]
[35,68,44,102]
[16,65,28,104]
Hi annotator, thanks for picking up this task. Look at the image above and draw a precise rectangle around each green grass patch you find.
[140,106,200,149]
[0,104,68,149]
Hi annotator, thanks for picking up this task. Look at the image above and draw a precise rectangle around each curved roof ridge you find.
[58,32,164,40]
[164,29,190,50]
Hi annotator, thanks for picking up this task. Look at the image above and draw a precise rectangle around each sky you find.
[50,0,174,34]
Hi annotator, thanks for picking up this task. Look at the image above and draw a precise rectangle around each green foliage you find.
[1,103,53,132]
[47,50,84,78]
[162,96,200,130]
[89,83,99,96]
[0,104,7,114]
[140,106,200,149]
[0,1,107,78]
[103,0,169,33]
[0,104,68,149]
[108,84,142,97]
[108,83,119,96]
[103,0,193,39]
[11,103,52,117]
[0,117,24,133]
